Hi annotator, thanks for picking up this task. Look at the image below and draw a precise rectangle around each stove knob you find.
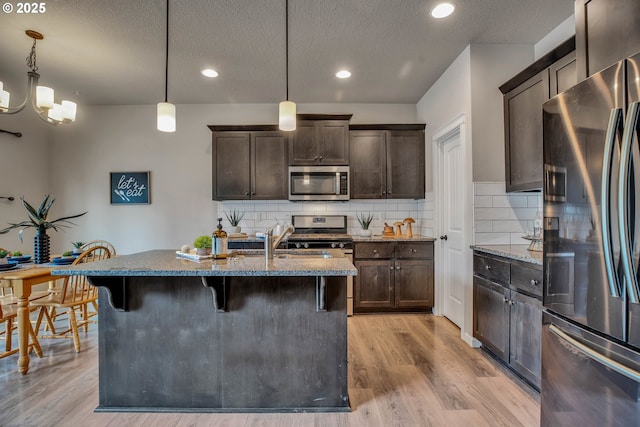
[339,242,345,249]
[295,243,302,249]
[331,242,337,248]
[304,243,309,249]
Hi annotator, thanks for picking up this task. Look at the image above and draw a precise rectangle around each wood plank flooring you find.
[0,314,539,426]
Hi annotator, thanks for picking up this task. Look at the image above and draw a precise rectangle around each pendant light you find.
[157,0,176,132]
[279,0,296,131]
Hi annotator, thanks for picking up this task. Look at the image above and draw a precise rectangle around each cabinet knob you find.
[395,265,401,270]
[390,266,394,270]
[485,265,492,270]
[411,249,417,253]
[373,249,378,254]
[319,155,323,160]
[251,192,255,196]
[387,191,392,195]
[382,191,386,196]
[503,297,509,304]
[244,192,250,196]
[530,279,539,286]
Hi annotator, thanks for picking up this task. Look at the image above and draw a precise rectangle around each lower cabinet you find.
[354,241,434,313]
[473,252,542,389]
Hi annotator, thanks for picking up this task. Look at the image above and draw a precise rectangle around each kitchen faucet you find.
[264,224,295,261]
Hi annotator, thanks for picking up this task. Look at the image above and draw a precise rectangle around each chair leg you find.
[68,308,81,353]
[28,322,43,358]
[82,304,89,332]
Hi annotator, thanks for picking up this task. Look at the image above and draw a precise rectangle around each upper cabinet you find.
[349,125,426,199]
[210,126,289,201]
[289,114,352,165]
[499,37,576,193]
[576,0,640,80]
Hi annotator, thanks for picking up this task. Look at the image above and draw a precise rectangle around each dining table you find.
[0,264,56,374]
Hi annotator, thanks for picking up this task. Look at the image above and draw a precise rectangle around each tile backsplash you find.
[216,199,432,237]
[474,182,542,245]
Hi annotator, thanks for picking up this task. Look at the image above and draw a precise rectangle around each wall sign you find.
[110,171,150,204]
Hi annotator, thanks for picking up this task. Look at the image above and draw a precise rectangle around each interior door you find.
[439,128,465,327]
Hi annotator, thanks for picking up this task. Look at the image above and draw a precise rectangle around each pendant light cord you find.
[285,0,289,101]
[164,0,169,103]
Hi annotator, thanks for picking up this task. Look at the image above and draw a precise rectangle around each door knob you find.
[440,235,448,240]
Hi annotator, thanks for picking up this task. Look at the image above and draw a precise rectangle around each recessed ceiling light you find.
[201,68,219,78]
[431,2,455,18]
[336,70,351,79]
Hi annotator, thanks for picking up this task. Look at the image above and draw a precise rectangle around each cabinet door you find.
[549,51,577,96]
[504,69,549,192]
[354,260,394,311]
[212,132,251,200]
[394,260,433,308]
[252,132,289,199]
[473,276,510,362]
[289,120,318,165]
[386,130,425,199]
[349,130,386,198]
[576,0,640,80]
[318,120,349,164]
[509,291,542,389]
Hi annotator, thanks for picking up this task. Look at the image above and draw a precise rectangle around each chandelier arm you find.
[0,72,40,115]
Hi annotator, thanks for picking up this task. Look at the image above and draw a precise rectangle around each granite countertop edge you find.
[51,249,358,277]
[471,244,542,266]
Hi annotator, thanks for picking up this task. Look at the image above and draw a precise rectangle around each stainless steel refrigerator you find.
[541,52,640,426]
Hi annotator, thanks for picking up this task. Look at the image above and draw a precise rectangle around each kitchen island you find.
[52,249,357,413]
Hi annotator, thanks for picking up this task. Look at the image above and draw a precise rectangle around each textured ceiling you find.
[0,0,574,107]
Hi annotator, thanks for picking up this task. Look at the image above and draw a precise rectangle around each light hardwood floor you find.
[0,314,539,426]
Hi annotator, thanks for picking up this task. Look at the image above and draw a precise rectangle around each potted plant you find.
[72,241,85,255]
[356,213,374,237]
[225,209,245,234]
[193,235,212,255]
[0,194,87,264]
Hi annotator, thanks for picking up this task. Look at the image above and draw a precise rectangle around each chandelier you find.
[0,30,77,125]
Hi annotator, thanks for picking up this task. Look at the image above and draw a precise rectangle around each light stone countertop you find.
[471,244,543,265]
[51,249,358,277]
[351,234,436,242]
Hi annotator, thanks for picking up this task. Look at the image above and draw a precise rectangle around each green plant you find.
[12,251,22,256]
[72,241,84,249]
[0,250,7,258]
[193,235,212,249]
[62,251,73,257]
[0,194,87,242]
[356,213,374,230]
[225,209,245,226]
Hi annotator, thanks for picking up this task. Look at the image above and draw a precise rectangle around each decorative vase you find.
[229,226,241,234]
[196,248,211,256]
[359,229,372,237]
[33,231,51,264]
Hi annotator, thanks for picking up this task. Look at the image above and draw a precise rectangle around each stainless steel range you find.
[287,215,352,250]
[288,215,354,316]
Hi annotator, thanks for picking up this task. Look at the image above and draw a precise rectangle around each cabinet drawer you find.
[396,242,433,259]
[354,242,394,259]
[473,254,510,284]
[510,261,543,299]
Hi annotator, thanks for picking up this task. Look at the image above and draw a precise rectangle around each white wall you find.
[535,15,576,60]
[0,112,53,253]
[40,103,417,254]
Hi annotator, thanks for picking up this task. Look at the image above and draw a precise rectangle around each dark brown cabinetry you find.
[473,252,542,389]
[210,127,289,201]
[500,38,576,193]
[349,124,426,199]
[289,114,351,165]
[576,0,640,80]
[354,241,433,313]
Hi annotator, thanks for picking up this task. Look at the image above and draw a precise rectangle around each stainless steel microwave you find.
[288,166,349,201]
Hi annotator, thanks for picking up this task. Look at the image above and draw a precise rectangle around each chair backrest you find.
[81,240,116,257]
[60,245,112,305]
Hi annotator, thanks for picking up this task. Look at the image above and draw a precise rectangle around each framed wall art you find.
[110,171,150,205]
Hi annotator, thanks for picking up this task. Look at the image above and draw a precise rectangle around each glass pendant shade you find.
[61,100,77,122]
[36,86,54,109]
[157,101,176,132]
[47,103,62,121]
[0,81,9,111]
[279,100,296,131]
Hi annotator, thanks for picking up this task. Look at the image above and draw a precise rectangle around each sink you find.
[230,250,333,259]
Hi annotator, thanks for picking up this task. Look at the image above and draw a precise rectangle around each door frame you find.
[432,113,479,347]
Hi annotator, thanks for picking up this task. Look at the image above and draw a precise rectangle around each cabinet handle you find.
[390,266,394,270]
[244,192,250,196]
[319,155,323,160]
[509,300,515,306]
[503,297,509,304]
[373,249,378,254]
[530,279,539,286]
[485,265,492,270]
[314,156,319,160]
[395,265,401,270]
[411,249,417,253]
[382,191,386,196]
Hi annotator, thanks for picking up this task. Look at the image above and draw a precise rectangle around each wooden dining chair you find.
[32,245,111,352]
[80,240,116,257]
[0,297,43,359]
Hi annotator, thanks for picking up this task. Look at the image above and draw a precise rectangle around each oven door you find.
[288,166,349,201]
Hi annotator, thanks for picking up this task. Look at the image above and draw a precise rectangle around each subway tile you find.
[474,233,510,245]
[474,220,493,232]
[493,220,527,233]
[511,207,539,220]
[528,194,542,208]
[474,195,493,208]
[474,207,511,220]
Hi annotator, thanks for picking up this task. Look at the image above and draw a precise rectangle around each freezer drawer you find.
[541,311,640,427]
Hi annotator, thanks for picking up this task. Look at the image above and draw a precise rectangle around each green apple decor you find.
[0,194,87,264]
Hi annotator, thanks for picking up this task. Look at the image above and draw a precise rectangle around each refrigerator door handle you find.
[602,108,624,298]
[619,102,640,303]
[550,324,640,383]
